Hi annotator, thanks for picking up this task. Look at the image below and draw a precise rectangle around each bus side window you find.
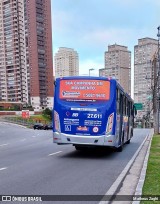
[127,101,130,117]
[125,97,127,115]
[123,96,126,115]
[116,88,120,114]
[131,104,134,116]
[134,105,137,116]
[119,92,123,114]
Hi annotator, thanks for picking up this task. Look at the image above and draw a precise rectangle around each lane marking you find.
[48,151,62,156]
[0,144,8,147]
[32,136,36,138]
[0,167,7,171]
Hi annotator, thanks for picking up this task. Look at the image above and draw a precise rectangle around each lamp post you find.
[89,68,94,76]
[157,26,160,133]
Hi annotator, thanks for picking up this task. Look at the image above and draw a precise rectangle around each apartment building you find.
[134,37,158,118]
[0,0,27,103]
[54,47,79,78]
[0,0,53,111]
[100,44,131,95]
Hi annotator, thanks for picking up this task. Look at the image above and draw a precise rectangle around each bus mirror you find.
[135,109,137,116]
[134,106,137,116]
[54,81,56,86]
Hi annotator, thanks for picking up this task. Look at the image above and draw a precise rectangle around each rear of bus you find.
[53,77,117,147]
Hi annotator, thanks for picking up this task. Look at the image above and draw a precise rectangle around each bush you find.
[42,108,52,119]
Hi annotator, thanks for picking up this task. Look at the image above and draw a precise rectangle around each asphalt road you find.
[0,122,150,203]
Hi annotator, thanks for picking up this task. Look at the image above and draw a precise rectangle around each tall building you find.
[134,37,158,118]
[0,0,53,111]
[54,47,79,78]
[0,0,26,104]
[100,44,131,94]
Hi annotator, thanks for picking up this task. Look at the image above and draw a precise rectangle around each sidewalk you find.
[114,130,153,204]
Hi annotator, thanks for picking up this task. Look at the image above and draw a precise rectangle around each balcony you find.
[36,16,44,23]
[38,49,45,54]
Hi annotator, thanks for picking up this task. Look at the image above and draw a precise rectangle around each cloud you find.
[81,27,151,51]
[82,28,133,45]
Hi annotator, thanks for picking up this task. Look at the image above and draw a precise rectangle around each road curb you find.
[99,132,151,204]
[132,130,153,204]
[0,121,28,129]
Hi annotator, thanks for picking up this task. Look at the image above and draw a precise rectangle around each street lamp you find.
[89,68,95,76]
[157,26,160,133]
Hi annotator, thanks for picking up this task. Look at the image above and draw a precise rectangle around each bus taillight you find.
[106,113,114,134]
[54,110,61,132]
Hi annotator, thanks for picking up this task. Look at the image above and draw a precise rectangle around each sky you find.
[51,0,160,97]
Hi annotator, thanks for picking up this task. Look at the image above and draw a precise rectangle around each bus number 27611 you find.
[87,114,102,119]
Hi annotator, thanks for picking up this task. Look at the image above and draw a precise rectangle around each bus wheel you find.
[117,145,123,152]
[75,146,85,151]
[126,139,130,144]
[117,134,124,152]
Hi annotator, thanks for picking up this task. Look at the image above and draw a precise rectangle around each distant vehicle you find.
[53,76,137,152]
[33,123,44,130]
[44,123,53,130]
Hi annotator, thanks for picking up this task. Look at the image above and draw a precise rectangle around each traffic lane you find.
[0,122,41,144]
[0,122,54,142]
[0,122,60,153]
[0,122,73,169]
[0,129,149,197]
[0,131,71,168]
[0,126,147,169]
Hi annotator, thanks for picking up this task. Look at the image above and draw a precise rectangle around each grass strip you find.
[141,134,160,204]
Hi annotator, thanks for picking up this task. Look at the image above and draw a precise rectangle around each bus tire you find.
[117,145,123,152]
[75,146,84,151]
[117,133,124,152]
[126,139,130,144]
[127,129,133,144]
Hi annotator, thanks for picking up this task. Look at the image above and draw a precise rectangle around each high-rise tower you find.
[0,0,53,110]
[100,44,131,95]
[54,47,79,78]
[134,37,158,118]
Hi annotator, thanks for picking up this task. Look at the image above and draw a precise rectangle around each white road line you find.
[32,136,36,138]
[0,144,8,147]
[0,167,7,171]
[48,151,62,156]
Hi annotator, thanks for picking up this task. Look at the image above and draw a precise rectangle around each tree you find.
[42,108,52,119]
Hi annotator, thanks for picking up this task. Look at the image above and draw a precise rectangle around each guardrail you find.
[0,117,35,128]
[0,117,52,129]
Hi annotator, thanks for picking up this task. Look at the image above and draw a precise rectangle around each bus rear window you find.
[59,79,110,102]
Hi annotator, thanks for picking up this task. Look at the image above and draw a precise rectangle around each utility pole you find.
[152,54,158,133]
[157,26,160,133]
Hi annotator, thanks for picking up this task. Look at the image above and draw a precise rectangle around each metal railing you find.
[0,117,50,129]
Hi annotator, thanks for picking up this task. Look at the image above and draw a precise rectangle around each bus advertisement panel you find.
[59,79,110,101]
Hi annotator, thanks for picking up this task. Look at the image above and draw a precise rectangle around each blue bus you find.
[53,76,136,152]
